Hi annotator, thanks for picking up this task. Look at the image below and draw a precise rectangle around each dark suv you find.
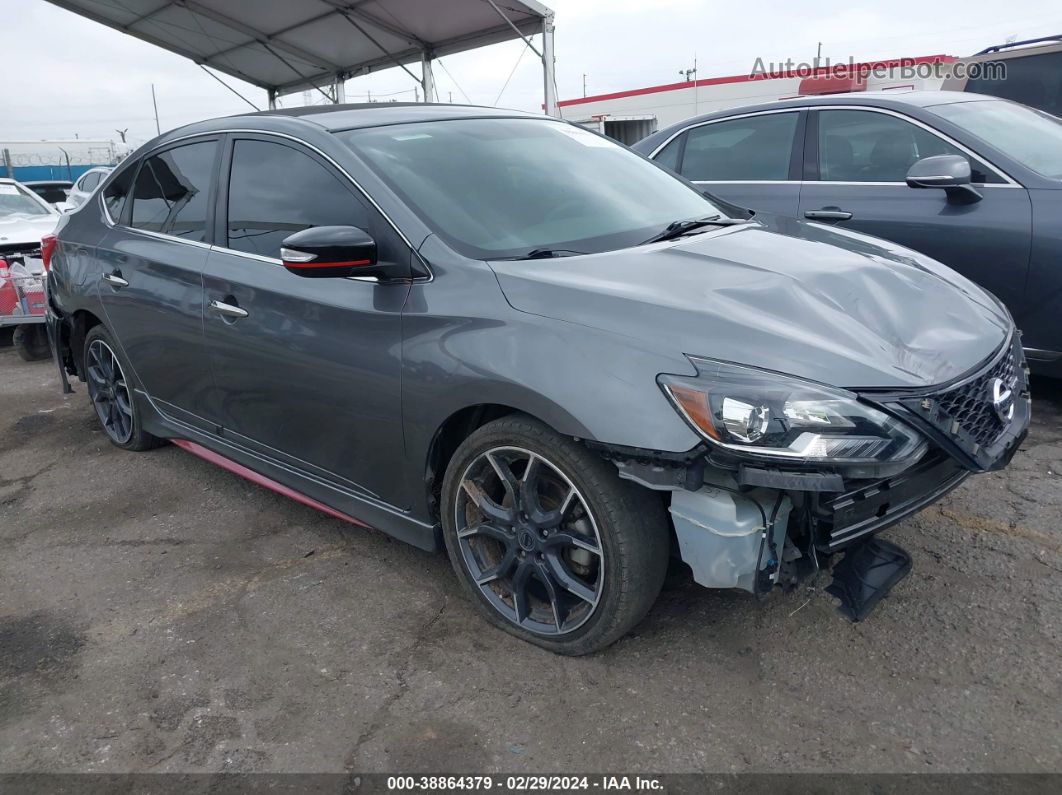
[46,104,1030,654]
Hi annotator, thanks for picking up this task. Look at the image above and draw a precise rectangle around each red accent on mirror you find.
[282,258,372,269]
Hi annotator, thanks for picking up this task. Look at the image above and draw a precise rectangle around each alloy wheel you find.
[86,339,134,444]
[454,446,605,635]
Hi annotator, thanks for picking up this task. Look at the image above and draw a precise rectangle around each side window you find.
[817,109,1000,184]
[680,113,798,181]
[130,141,217,242]
[225,139,372,258]
[652,135,684,172]
[78,172,98,191]
[102,166,134,222]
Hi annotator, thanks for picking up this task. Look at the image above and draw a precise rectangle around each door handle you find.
[208,299,249,319]
[804,208,853,221]
[101,272,129,288]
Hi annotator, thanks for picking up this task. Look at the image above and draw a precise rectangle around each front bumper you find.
[810,452,970,551]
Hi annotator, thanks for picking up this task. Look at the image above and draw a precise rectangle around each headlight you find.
[659,358,927,472]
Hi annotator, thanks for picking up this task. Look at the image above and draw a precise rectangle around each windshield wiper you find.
[640,214,748,245]
[512,248,589,260]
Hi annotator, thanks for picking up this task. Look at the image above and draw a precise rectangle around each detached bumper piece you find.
[813,453,968,551]
[826,537,912,621]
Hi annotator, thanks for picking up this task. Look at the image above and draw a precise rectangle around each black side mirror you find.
[906,155,982,203]
[281,225,396,279]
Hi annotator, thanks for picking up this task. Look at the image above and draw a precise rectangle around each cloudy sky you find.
[4,0,1062,147]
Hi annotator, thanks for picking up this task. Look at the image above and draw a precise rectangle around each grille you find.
[934,346,1017,449]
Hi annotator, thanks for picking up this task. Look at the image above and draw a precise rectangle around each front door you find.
[797,108,1033,326]
[201,135,410,507]
[654,109,805,217]
[95,138,219,429]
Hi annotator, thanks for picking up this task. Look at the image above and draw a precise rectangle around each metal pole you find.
[334,74,346,103]
[421,50,436,103]
[2,149,13,180]
[268,89,277,110]
[151,84,161,135]
[542,12,558,117]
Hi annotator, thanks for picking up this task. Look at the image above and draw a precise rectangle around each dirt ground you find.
[1,344,1060,774]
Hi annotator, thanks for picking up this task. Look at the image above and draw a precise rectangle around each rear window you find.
[964,51,1062,118]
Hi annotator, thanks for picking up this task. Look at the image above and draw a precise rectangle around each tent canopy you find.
[45,0,555,105]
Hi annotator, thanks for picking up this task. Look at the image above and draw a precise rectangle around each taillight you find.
[41,234,58,271]
[0,258,8,278]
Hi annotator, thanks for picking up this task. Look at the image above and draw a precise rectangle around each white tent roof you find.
[45,0,554,97]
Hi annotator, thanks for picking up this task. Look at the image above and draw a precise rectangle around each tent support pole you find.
[421,51,435,102]
[542,12,557,116]
[334,74,346,103]
[267,89,277,110]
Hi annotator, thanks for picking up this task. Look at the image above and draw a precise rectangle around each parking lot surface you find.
[1,346,1060,774]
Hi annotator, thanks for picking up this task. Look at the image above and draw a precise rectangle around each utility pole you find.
[449,91,453,103]
[582,73,587,97]
[816,41,822,68]
[151,84,161,136]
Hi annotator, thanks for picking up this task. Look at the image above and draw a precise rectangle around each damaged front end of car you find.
[598,332,1031,620]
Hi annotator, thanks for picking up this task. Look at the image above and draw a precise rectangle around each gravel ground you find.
[0,346,1060,774]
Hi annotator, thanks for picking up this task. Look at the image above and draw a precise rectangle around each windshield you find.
[337,118,721,259]
[0,183,53,218]
[931,99,1062,179]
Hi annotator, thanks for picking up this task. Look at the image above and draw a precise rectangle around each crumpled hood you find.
[489,214,1011,389]
[0,213,57,248]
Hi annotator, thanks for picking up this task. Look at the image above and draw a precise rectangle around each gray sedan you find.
[633,91,1062,373]
[45,104,1029,654]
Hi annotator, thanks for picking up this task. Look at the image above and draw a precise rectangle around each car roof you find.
[660,90,1000,129]
[157,102,543,142]
[24,180,73,186]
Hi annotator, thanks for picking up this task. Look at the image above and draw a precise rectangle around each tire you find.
[83,325,164,452]
[441,415,668,655]
[13,324,50,362]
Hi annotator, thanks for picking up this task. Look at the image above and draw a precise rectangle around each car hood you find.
[0,213,57,247]
[488,214,1011,389]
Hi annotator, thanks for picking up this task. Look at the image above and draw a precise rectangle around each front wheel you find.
[441,415,669,655]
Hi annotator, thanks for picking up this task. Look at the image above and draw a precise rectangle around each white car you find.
[66,166,112,208]
[0,178,59,273]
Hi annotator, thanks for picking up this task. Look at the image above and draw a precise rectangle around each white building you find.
[562,54,957,143]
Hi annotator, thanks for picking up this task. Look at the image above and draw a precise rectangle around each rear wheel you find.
[13,324,50,362]
[83,325,164,451]
[441,415,668,655]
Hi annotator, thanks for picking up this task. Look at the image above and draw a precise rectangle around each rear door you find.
[797,107,1033,324]
[651,109,805,217]
[200,134,410,507]
[95,137,219,429]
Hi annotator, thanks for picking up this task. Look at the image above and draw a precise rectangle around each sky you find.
[4,0,1062,147]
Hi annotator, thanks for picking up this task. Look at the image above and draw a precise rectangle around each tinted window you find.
[80,171,101,191]
[130,142,217,241]
[964,52,1062,118]
[226,139,369,257]
[679,113,798,181]
[339,119,719,260]
[653,136,683,172]
[932,99,1062,180]
[103,166,134,222]
[30,185,70,204]
[817,109,999,183]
